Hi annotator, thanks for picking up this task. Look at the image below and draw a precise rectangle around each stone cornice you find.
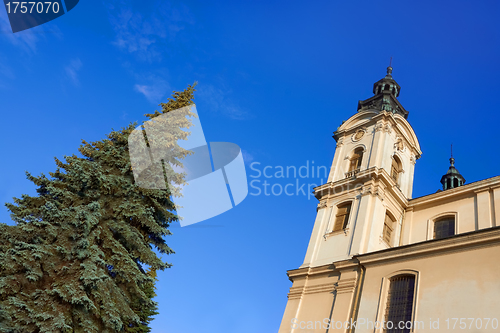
[287,286,304,300]
[313,167,409,207]
[287,259,359,281]
[355,226,500,267]
[336,277,358,294]
[304,282,337,295]
[286,260,359,299]
[332,258,359,270]
[286,266,311,281]
[409,175,500,208]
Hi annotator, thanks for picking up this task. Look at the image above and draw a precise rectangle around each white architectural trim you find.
[374,269,420,333]
[426,211,459,240]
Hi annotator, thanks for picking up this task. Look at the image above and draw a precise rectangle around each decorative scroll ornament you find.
[394,137,404,151]
[336,136,344,148]
[317,201,328,210]
[352,129,365,142]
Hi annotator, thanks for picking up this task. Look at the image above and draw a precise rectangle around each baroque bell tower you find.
[301,66,422,267]
[279,67,422,332]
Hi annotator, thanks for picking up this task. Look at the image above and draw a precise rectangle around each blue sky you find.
[1,1,500,332]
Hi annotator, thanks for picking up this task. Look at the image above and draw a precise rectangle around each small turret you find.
[440,145,465,190]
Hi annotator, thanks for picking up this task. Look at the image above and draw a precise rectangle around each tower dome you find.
[357,64,409,119]
[440,148,465,190]
[372,66,401,97]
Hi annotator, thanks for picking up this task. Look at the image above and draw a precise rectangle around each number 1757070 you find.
[5,2,61,14]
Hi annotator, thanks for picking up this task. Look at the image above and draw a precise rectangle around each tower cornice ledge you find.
[286,259,359,281]
[313,166,409,206]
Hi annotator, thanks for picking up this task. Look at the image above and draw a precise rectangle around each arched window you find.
[349,148,364,172]
[384,274,416,333]
[434,216,455,239]
[453,178,459,188]
[391,155,402,183]
[332,202,352,232]
[383,212,395,245]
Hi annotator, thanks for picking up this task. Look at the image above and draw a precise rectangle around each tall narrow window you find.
[384,275,416,333]
[332,203,352,232]
[434,217,455,239]
[349,148,364,172]
[383,213,395,245]
[391,156,402,183]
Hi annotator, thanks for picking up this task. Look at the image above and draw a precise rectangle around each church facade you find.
[278,68,500,333]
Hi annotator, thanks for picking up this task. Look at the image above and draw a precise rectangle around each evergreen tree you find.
[125,269,159,333]
[0,84,197,332]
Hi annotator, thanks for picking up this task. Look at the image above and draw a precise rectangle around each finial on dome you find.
[450,144,454,166]
[387,57,393,76]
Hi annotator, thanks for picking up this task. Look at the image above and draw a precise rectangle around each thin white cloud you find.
[197,84,249,120]
[110,9,160,61]
[134,78,170,103]
[0,9,38,52]
[0,55,15,88]
[106,0,194,62]
[64,58,83,86]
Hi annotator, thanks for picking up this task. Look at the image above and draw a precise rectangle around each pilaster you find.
[493,187,500,227]
[476,189,493,229]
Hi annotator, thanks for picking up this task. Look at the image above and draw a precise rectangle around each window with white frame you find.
[383,213,395,245]
[391,155,402,183]
[434,216,455,240]
[349,148,364,172]
[332,202,352,232]
[384,274,416,333]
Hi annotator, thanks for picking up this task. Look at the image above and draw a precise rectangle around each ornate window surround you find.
[380,209,399,247]
[391,153,404,186]
[324,199,356,238]
[345,144,367,174]
[374,270,420,333]
[426,212,459,241]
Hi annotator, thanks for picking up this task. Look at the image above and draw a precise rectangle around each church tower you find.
[279,67,500,333]
[300,66,422,268]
